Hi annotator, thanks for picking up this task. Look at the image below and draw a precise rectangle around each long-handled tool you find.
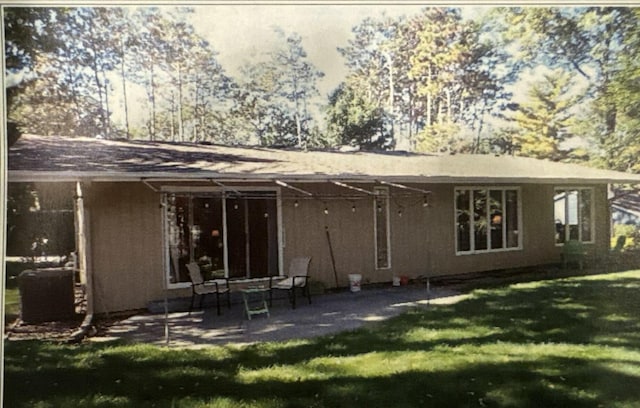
[325,225,339,288]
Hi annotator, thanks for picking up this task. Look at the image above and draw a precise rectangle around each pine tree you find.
[511,69,582,161]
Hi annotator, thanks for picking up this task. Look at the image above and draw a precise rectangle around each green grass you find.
[4,287,20,323]
[5,270,640,407]
[4,260,27,324]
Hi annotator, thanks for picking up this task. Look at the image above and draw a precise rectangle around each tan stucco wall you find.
[86,181,611,313]
[282,183,611,285]
[282,183,378,287]
[87,182,164,313]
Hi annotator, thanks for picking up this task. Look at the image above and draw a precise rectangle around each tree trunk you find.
[91,58,105,137]
[446,88,452,123]
[150,65,157,141]
[103,71,110,138]
[177,63,184,143]
[426,65,432,128]
[120,37,130,139]
[170,90,176,142]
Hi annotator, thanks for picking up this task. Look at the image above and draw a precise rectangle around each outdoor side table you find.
[242,286,270,320]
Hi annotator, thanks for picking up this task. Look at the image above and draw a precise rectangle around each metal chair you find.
[187,262,230,315]
[562,240,586,270]
[269,257,312,309]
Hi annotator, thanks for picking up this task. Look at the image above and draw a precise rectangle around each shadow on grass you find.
[5,271,640,407]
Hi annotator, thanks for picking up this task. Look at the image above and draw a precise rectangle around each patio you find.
[92,284,464,347]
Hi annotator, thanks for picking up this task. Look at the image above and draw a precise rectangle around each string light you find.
[351,204,357,213]
[323,202,329,215]
[294,200,299,208]
[423,195,429,207]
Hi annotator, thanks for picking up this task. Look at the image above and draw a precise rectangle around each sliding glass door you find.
[166,191,279,286]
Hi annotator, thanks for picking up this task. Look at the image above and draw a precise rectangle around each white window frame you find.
[454,186,523,255]
[161,186,282,289]
[373,186,391,270]
[553,187,595,246]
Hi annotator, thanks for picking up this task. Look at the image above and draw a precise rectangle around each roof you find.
[8,134,640,184]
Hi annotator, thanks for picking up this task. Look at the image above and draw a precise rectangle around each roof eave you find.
[8,170,640,185]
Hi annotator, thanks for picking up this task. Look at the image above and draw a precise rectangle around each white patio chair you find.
[269,257,312,309]
[187,262,230,315]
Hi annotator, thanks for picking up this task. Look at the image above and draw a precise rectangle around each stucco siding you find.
[282,183,376,288]
[88,183,164,313]
[87,181,611,313]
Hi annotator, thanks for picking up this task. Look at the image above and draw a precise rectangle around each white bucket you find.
[348,274,362,292]
[392,276,401,286]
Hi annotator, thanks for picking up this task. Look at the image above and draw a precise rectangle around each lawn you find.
[4,260,27,324]
[5,270,640,407]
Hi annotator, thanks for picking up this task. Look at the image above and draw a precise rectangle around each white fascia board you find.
[8,170,640,185]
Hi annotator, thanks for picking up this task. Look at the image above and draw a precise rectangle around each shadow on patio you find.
[92,285,463,347]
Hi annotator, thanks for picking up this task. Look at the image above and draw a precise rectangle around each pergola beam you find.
[331,181,375,195]
[142,178,160,193]
[378,180,432,194]
[210,179,241,195]
[275,180,314,196]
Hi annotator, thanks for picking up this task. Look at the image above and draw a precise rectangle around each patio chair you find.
[269,257,312,309]
[187,262,231,315]
[562,239,586,270]
[606,235,627,272]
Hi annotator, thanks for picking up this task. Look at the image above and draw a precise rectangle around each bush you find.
[612,223,640,250]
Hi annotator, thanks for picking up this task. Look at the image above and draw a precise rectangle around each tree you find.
[4,8,61,74]
[325,80,389,150]
[338,15,404,148]
[234,61,284,145]
[7,6,237,142]
[271,30,324,147]
[8,8,114,137]
[409,8,504,153]
[108,7,133,139]
[337,8,506,153]
[232,29,324,147]
[510,69,583,161]
[126,8,168,140]
[602,8,640,172]
[60,8,121,137]
[493,7,636,168]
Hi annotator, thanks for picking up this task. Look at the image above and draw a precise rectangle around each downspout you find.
[69,181,94,342]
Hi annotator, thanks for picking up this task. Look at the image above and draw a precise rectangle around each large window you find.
[455,187,521,254]
[374,187,391,269]
[554,188,593,244]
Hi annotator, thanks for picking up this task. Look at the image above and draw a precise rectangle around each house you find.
[8,134,640,314]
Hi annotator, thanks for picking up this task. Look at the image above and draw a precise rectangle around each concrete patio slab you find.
[91,285,463,347]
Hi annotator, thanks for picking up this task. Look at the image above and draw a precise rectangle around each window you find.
[455,187,521,254]
[554,188,593,244]
[374,187,391,269]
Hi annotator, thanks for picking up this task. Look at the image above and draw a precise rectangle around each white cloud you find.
[187,4,427,97]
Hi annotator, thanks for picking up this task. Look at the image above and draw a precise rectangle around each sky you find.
[99,4,436,128]
[186,4,467,99]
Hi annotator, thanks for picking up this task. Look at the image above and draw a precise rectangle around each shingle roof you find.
[8,134,640,184]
